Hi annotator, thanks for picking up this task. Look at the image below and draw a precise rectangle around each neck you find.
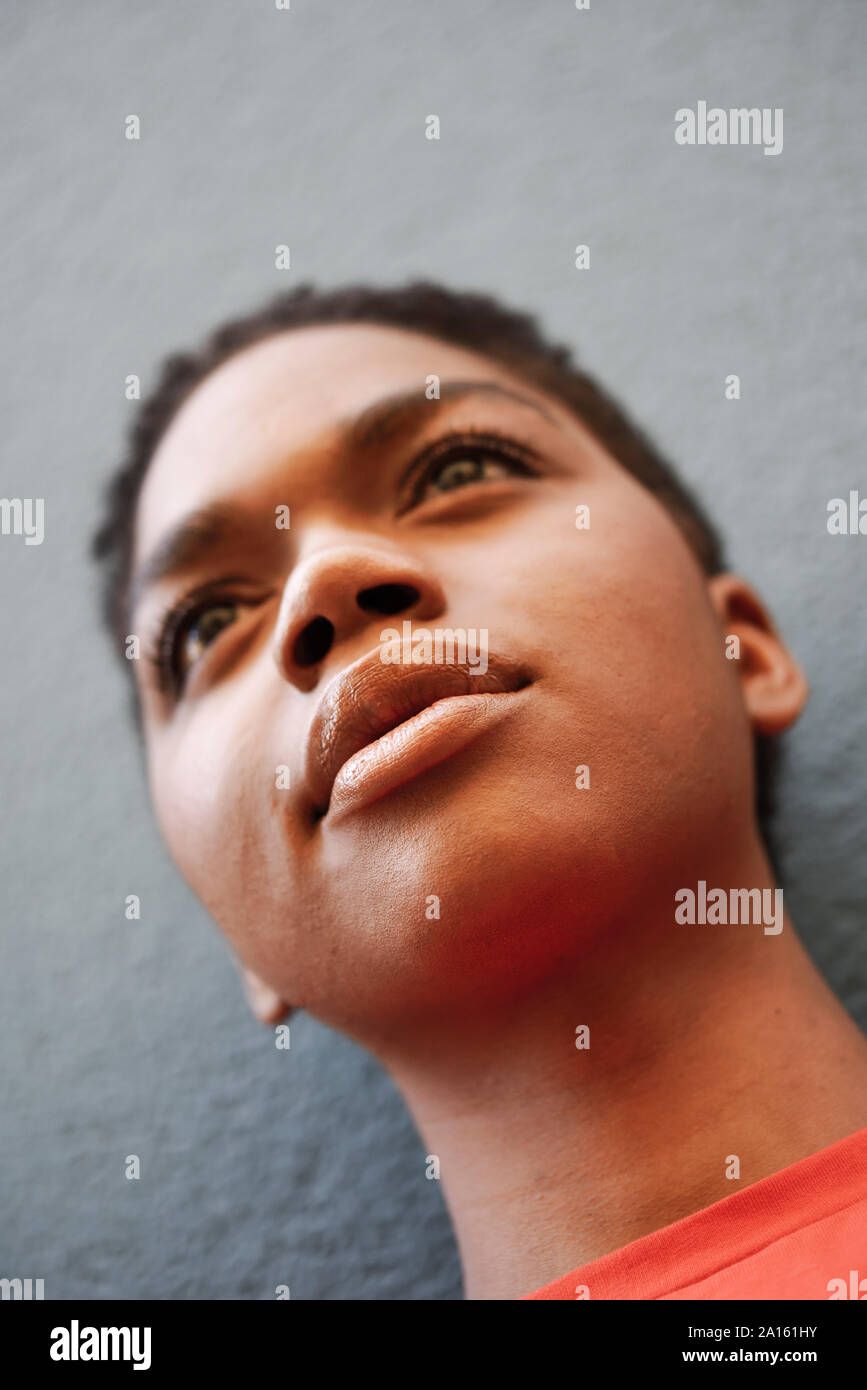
[370,847,867,1300]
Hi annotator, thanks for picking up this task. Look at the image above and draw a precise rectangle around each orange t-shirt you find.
[524,1126,867,1300]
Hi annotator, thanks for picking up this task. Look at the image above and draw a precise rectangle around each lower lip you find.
[325,688,530,822]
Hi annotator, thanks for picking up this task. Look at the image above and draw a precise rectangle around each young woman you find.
[92,282,867,1300]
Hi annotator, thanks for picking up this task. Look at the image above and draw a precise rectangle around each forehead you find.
[134,323,570,564]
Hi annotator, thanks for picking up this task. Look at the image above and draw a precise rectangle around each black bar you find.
[2,1299,861,1374]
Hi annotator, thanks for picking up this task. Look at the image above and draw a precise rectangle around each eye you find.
[152,596,241,695]
[424,455,511,497]
[406,433,537,512]
[176,601,238,679]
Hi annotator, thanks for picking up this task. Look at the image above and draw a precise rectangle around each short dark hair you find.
[90,279,781,861]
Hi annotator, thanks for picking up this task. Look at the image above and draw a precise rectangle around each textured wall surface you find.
[0,0,864,1300]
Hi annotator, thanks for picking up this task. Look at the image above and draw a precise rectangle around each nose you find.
[273,541,447,692]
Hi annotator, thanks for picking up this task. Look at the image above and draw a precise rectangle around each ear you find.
[236,962,294,1025]
[707,574,809,735]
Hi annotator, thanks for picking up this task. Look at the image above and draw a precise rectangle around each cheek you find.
[148,705,276,933]
[479,484,719,674]
[508,489,752,832]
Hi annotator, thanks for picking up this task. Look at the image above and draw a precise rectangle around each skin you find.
[130,323,867,1299]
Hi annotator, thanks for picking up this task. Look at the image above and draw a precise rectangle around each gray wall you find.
[1,0,864,1300]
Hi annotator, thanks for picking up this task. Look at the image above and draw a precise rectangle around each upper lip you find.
[304,644,532,818]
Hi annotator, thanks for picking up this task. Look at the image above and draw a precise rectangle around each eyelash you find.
[147,429,539,698]
[400,428,539,512]
[145,580,252,698]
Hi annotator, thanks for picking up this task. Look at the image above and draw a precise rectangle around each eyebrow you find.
[128,502,245,624]
[346,379,557,450]
[128,380,558,624]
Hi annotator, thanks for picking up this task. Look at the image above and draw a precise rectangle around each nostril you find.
[293,616,335,668]
[357,582,420,616]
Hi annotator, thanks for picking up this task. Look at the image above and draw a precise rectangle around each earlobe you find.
[707,574,809,736]
[238,963,293,1025]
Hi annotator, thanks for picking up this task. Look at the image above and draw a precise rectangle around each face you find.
[131,324,761,1043]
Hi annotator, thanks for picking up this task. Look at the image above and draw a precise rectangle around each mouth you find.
[304,646,533,822]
